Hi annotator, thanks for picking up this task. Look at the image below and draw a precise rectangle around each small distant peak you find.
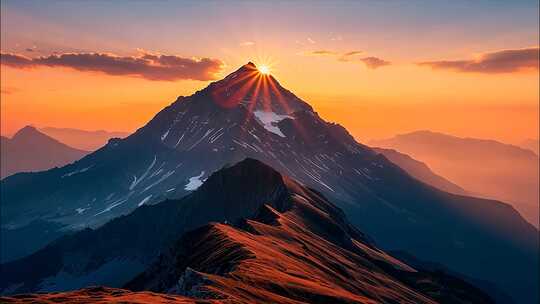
[234,158,279,174]
[13,125,41,138]
[408,130,437,136]
[218,158,283,181]
[19,125,38,132]
[238,61,258,72]
[198,157,287,197]
[218,62,258,81]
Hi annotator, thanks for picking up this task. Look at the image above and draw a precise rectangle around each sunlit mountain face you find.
[1,63,537,303]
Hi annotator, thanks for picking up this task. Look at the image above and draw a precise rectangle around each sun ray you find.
[258,65,270,75]
[267,75,308,139]
[210,72,258,108]
[267,76,291,113]
[261,76,272,112]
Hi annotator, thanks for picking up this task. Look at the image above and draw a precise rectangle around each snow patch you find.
[62,165,93,178]
[253,110,292,137]
[174,133,185,148]
[161,129,170,141]
[142,170,175,193]
[94,198,128,216]
[138,195,153,207]
[184,171,205,191]
[129,155,157,190]
[187,129,214,151]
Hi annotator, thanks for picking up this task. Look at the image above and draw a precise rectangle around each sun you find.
[258,65,271,75]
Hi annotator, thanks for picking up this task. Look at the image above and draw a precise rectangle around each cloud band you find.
[0,52,224,81]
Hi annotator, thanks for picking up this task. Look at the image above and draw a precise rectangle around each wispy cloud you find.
[338,51,364,62]
[307,50,338,56]
[304,49,390,69]
[418,47,539,73]
[0,51,224,81]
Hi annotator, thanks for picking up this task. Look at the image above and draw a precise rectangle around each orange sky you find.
[2,60,538,144]
[1,1,538,144]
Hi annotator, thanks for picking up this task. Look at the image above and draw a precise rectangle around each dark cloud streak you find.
[418,47,539,73]
[309,50,338,56]
[0,52,224,81]
[359,57,391,69]
[340,51,363,59]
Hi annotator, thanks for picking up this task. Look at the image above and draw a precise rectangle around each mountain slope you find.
[1,159,494,304]
[372,147,467,195]
[1,63,537,303]
[0,126,89,263]
[0,126,88,179]
[370,130,539,228]
[39,127,130,151]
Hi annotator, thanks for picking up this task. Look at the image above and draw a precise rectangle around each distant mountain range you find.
[1,126,88,179]
[370,130,539,228]
[39,127,130,151]
[0,159,495,304]
[1,63,537,303]
[372,147,467,195]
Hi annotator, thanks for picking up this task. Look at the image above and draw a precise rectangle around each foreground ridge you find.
[2,159,494,304]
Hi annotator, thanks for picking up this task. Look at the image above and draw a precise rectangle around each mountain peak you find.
[9,125,86,152]
[197,158,289,209]
[225,61,258,78]
[12,125,55,143]
[13,125,40,138]
[2,125,88,178]
[201,63,312,114]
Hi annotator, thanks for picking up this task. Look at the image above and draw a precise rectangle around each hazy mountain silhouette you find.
[372,147,467,195]
[40,127,130,151]
[370,130,539,228]
[1,126,88,179]
[1,63,537,303]
[0,159,495,304]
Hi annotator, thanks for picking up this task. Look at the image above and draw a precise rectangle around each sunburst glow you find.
[258,65,271,75]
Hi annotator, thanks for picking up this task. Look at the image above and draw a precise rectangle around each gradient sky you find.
[1,0,538,144]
